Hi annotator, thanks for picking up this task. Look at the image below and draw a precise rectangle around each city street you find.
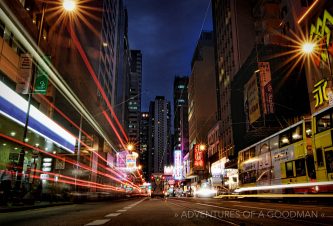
[0,197,333,226]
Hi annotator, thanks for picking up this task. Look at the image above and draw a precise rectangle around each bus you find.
[312,105,333,192]
[150,173,166,198]
[237,118,316,194]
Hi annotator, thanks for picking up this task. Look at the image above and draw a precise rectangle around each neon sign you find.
[193,144,204,170]
[313,79,328,107]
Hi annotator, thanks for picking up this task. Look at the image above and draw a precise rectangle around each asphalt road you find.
[0,197,333,226]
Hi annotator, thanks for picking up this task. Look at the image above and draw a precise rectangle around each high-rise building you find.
[127,50,142,144]
[148,96,171,175]
[115,5,131,128]
[173,76,189,157]
[188,31,217,179]
[139,112,149,180]
[212,0,256,161]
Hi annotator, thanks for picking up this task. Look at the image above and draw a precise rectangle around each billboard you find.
[164,166,174,175]
[174,150,182,180]
[244,73,261,125]
[193,144,204,170]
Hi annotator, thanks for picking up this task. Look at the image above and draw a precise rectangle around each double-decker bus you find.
[237,119,316,194]
[312,105,333,192]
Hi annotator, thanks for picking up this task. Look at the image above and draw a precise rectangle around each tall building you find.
[148,96,171,175]
[127,50,142,144]
[115,5,131,128]
[139,112,149,180]
[188,31,217,179]
[212,0,256,161]
[0,0,129,193]
[173,76,189,156]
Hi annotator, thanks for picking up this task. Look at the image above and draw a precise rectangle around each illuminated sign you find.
[193,144,204,170]
[0,81,76,153]
[310,10,333,66]
[164,166,174,175]
[313,79,328,107]
[107,153,115,167]
[126,153,137,170]
[117,150,128,168]
[174,150,182,180]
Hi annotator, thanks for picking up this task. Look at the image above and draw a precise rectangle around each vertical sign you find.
[126,153,136,170]
[258,62,274,114]
[193,144,204,170]
[244,73,261,124]
[117,150,128,168]
[17,53,33,94]
[174,150,182,180]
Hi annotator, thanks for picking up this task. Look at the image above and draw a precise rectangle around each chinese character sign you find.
[174,150,182,180]
[313,79,328,107]
[193,144,204,170]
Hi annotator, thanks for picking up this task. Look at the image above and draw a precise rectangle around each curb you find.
[0,202,74,213]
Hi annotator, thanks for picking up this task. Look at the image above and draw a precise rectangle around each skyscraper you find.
[127,50,142,144]
[173,76,189,156]
[139,112,149,180]
[148,96,171,175]
[188,31,217,179]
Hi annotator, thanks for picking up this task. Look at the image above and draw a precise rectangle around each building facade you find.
[139,112,149,180]
[148,96,171,175]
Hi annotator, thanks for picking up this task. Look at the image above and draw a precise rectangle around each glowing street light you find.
[199,144,206,151]
[127,143,135,151]
[63,0,76,12]
[302,42,316,54]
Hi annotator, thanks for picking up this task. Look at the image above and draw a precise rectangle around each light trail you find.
[68,26,129,145]
[0,5,118,152]
[297,0,320,24]
[0,133,140,190]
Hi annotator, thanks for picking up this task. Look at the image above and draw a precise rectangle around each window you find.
[316,148,324,167]
[325,151,333,173]
[295,158,306,177]
[286,161,294,178]
[291,125,303,142]
[316,113,331,133]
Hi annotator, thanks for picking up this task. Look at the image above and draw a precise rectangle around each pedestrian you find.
[0,163,14,205]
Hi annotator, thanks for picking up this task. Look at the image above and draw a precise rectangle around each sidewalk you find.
[0,201,73,213]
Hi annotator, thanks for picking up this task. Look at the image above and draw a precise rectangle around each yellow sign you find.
[310,10,333,64]
[313,79,328,107]
[244,73,261,124]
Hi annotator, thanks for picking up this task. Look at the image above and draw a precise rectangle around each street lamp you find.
[63,0,76,12]
[302,42,316,55]
[199,144,206,151]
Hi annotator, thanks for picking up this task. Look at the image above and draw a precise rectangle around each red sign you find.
[193,144,204,170]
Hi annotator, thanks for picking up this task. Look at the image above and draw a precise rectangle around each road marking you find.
[85,219,110,226]
[233,204,276,211]
[105,213,122,217]
[116,209,127,212]
[124,206,132,209]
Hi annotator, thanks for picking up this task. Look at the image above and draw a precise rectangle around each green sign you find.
[34,56,51,94]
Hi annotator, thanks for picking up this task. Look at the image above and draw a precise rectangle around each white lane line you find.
[85,219,110,226]
[105,213,122,217]
[123,206,132,209]
[116,209,127,212]
[233,204,276,211]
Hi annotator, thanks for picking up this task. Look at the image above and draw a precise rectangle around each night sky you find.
[125,0,213,111]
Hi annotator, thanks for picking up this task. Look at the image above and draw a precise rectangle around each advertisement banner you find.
[126,153,136,170]
[174,150,182,180]
[17,53,33,94]
[244,73,261,124]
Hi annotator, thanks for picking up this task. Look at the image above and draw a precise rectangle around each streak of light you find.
[68,26,129,145]
[0,5,117,152]
[0,133,140,190]
[215,194,333,199]
[297,0,320,24]
[102,110,126,150]
[234,181,333,193]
